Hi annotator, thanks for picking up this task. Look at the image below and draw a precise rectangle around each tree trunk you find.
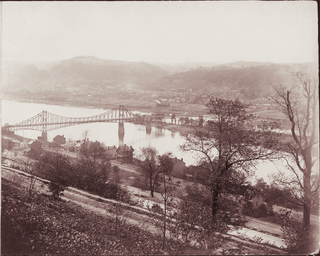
[150,176,154,197]
[303,171,311,229]
[211,190,219,221]
[303,147,312,229]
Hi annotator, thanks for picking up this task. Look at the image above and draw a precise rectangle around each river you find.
[2,100,198,165]
[2,100,294,183]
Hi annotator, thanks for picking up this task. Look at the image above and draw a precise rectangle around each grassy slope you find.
[1,175,284,255]
[1,179,170,255]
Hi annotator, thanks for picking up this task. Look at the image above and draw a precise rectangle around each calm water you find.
[2,100,198,165]
[2,100,294,183]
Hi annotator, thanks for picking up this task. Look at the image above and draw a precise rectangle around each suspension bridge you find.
[3,105,168,141]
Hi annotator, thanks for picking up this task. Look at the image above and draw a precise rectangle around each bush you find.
[33,152,71,200]
[150,203,163,214]
[104,181,131,203]
[280,210,319,254]
[255,203,268,218]
[243,201,254,216]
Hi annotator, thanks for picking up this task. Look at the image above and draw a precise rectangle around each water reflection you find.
[155,127,163,137]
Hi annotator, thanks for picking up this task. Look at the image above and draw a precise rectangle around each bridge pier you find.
[40,131,48,142]
[118,123,124,146]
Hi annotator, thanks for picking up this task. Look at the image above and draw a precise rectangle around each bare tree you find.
[181,97,280,221]
[271,72,319,229]
[157,154,174,250]
[136,147,162,197]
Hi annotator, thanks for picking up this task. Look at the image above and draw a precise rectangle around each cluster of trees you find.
[32,140,129,202]
[136,96,281,251]
[136,71,318,253]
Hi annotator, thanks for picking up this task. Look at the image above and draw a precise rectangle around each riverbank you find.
[2,95,207,117]
[3,96,199,134]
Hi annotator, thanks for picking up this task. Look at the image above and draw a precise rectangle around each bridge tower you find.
[41,110,48,142]
[118,105,125,146]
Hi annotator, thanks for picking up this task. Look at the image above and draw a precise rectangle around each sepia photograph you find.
[1,1,318,255]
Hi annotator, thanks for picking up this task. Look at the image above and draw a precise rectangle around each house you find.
[250,194,264,209]
[117,144,134,163]
[106,145,117,159]
[28,140,42,152]
[24,140,43,158]
[53,135,66,145]
[170,157,186,178]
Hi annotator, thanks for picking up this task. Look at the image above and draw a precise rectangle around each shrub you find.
[150,203,163,214]
[255,203,268,217]
[280,210,319,254]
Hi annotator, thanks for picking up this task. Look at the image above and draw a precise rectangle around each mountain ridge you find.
[3,56,316,100]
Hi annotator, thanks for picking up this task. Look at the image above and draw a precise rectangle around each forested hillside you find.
[3,56,169,91]
[3,56,314,100]
[150,63,313,96]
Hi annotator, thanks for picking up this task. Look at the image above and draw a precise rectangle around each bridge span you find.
[3,105,204,142]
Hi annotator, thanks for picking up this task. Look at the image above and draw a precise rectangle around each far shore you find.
[3,96,197,134]
[2,96,207,117]
[3,95,287,133]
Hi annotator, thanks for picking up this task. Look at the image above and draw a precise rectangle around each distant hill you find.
[2,56,316,100]
[150,62,315,97]
[2,56,169,91]
[152,61,224,73]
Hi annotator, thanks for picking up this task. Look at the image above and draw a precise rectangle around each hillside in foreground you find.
[1,178,176,255]
[1,175,284,255]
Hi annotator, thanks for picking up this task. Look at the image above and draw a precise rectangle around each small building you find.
[117,144,134,163]
[53,135,66,145]
[24,140,43,158]
[170,157,186,178]
[28,140,42,152]
[106,145,117,160]
[250,195,264,209]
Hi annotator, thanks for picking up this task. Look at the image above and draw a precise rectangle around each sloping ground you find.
[1,179,170,255]
[1,166,285,255]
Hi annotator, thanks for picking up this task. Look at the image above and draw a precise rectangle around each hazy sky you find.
[2,1,318,64]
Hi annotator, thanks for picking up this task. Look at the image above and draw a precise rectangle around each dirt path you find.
[245,217,282,237]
